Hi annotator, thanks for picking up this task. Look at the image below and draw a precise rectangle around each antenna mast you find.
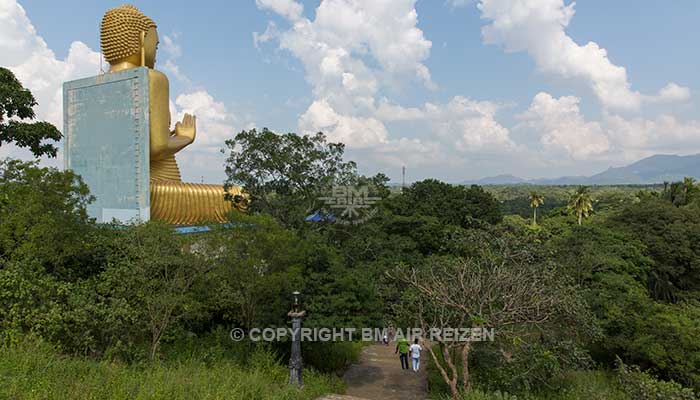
[402,166,406,190]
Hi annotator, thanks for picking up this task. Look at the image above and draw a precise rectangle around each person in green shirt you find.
[395,337,410,370]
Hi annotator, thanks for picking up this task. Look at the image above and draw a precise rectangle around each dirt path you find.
[319,343,429,400]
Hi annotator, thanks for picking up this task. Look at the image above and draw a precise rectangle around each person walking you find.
[409,338,423,372]
[395,337,410,370]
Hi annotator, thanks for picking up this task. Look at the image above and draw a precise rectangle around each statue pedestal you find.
[63,68,151,223]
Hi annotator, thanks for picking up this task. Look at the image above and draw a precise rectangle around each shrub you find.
[440,389,519,400]
[616,356,697,400]
[302,341,363,374]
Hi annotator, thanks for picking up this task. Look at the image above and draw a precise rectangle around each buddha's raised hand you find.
[159,113,196,157]
[174,113,196,144]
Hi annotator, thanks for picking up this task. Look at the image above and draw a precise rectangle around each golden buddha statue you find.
[100,5,243,225]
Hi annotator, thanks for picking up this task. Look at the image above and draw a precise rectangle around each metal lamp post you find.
[288,290,306,386]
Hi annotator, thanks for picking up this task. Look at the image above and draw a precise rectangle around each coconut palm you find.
[683,177,698,202]
[529,191,544,226]
[663,178,698,206]
[568,186,593,225]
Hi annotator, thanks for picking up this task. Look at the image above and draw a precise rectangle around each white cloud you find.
[161,34,182,58]
[0,0,100,165]
[299,99,388,148]
[159,34,190,84]
[171,90,251,182]
[654,83,691,104]
[376,96,514,152]
[253,21,279,50]
[605,113,700,158]
[446,0,472,9]
[1,0,101,130]
[518,92,610,160]
[255,0,439,154]
[259,0,434,108]
[371,137,450,168]
[162,59,190,84]
[426,96,513,151]
[174,90,238,149]
[256,0,304,21]
[375,99,424,121]
[313,0,434,88]
[516,92,700,164]
[477,0,690,111]
[255,0,520,176]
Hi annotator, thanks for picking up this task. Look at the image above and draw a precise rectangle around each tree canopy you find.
[0,67,62,158]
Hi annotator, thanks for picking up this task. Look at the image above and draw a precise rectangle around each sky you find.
[2,0,700,184]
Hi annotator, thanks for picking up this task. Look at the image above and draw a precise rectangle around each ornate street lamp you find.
[292,291,300,312]
[288,290,306,386]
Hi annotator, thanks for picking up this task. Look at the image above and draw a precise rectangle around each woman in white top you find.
[409,338,423,372]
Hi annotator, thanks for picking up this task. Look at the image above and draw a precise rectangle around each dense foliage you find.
[0,67,62,157]
[223,128,359,228]
[2,114,699,399]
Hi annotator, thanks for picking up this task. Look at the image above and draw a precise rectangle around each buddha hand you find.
[174,113,196,145]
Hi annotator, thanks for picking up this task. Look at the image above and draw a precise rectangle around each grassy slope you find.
[0,339,343,400]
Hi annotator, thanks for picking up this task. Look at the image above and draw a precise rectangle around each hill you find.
[461,154,700,185]
[462,174,527,185]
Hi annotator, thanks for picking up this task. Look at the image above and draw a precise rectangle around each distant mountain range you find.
[460,154,700,185]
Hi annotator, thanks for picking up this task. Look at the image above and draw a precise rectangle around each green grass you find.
[541,370,628,400]
[303,341,364,374]
[0,338,343,400]
[159,328,363,375]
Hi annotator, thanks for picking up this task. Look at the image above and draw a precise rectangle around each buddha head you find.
[101,5,159,69]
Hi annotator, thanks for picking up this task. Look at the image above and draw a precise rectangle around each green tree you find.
[0,160,111,355]
[0,159,94,277]
[617,356,699,400]
[392,179,502,226]
[100,223,215,360]
[683,177,697,195]
[391,249,593,399]
[568,185,594,225]
[529,191,544,226]
[206,213,305,331]
[223,128,358,228]
[549,210,700,389]
[660,178,699,207]
[0,67,62,158]
[607,198,700,302]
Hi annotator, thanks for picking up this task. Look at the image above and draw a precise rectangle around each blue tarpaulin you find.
[305,211,336,222]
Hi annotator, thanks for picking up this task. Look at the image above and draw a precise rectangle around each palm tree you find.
[663,178,698,206]
[568,186,593,225]
[683,177,697,203]
[529,191,544,226]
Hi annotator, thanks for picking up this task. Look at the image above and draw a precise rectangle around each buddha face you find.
[143,27,159,68]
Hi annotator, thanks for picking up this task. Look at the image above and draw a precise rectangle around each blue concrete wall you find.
[63,68,150,223]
